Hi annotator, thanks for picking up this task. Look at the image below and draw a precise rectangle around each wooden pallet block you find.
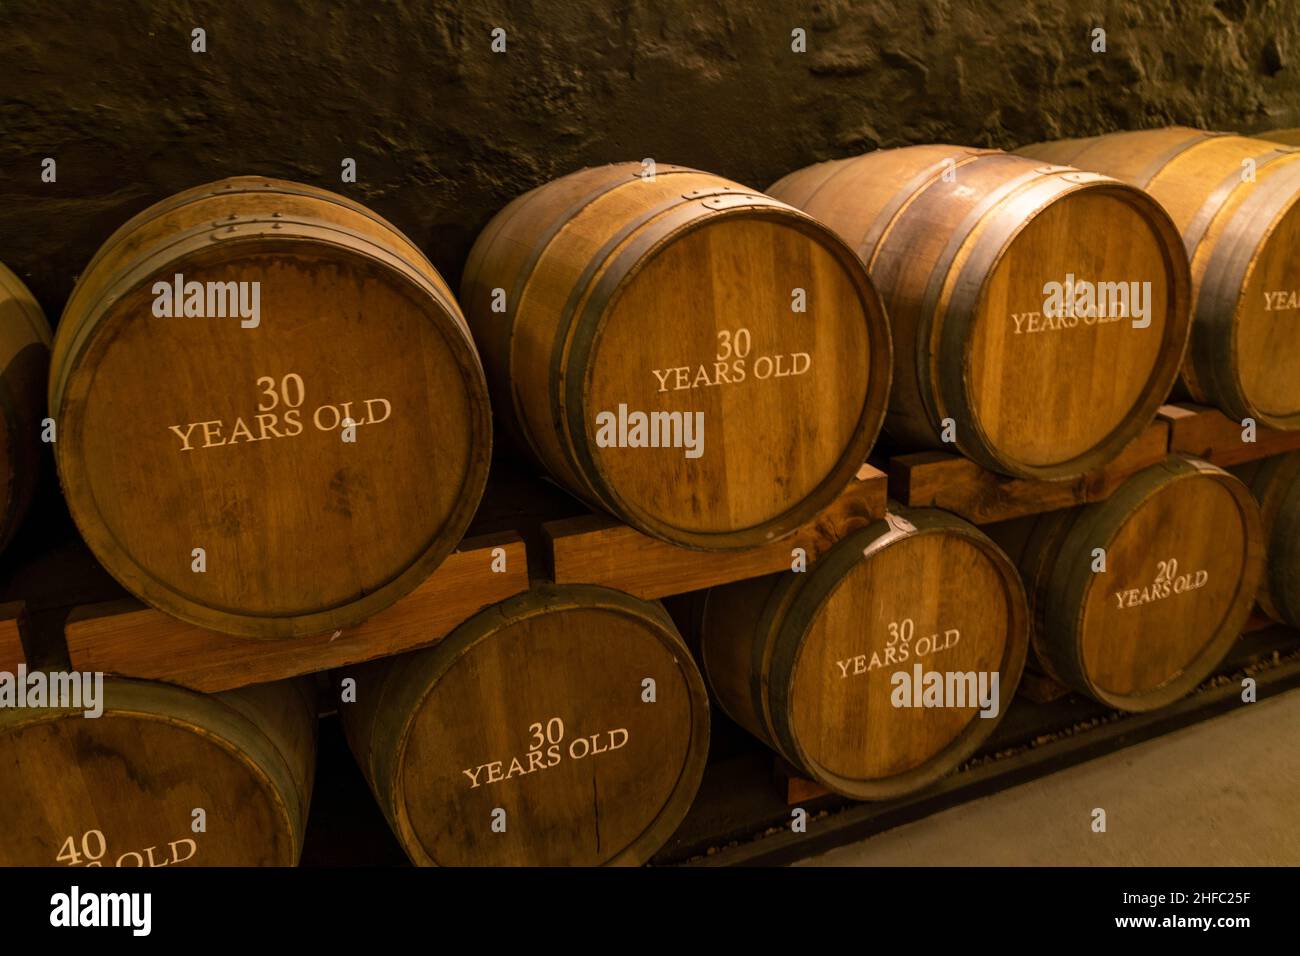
[1241,611,1276,635]
[0,601,24,670]
[63,532,528,693]
[542,464,888,599]
[1159,403,1300,467]
[773,757,832,806]
[1017,670,1071,703]
[887,420,1170,525]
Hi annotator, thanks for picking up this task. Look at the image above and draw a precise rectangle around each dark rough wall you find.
[2,0,1299,320]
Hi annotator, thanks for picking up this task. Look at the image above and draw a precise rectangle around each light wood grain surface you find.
[49,177,492,638]
[771,146,1190,479]
[462,163,891,550]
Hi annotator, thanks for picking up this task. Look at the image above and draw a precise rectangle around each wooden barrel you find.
[768,147,1191,479]
[1231,451,1300,626]
[50,177,492,637]
[341,584,710,866]
[1256,128,1300,146]
[460,163,891,550]
[1019,128,1300,429]
[987,456,1264,711]
[0,676,316,866]
[0,263,52,552]
[699,507,1028,800]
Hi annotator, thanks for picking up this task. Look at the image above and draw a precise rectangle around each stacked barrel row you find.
[0,123,1297,868]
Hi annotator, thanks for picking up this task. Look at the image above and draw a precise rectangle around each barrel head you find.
[584,212,883,546]
[53,180,492,637]
[0,679,313,866]
[1048,458,1264,710]
[966,186,1181,472]
[369,587,709,866]
[771,514,1027,799]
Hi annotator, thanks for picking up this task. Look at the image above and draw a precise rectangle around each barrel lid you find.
[380,585,709,866]
[767,509,1027,799]
[1047,457,1263,710]
[0,678,302,866]
[952,179,1190,476]
[54,215,491,637]
[565,200,891,549]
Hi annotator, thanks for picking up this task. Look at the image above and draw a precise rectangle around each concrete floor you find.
[799,688,1300,866]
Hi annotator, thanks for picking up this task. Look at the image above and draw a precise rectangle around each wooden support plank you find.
[1017,670,1072,704]
[1160,402,1300,467]
[774,757,831,806]
[543,464,888,599]
[888,420,1170,524]
[0,601,25,670]
[64,532,528,693]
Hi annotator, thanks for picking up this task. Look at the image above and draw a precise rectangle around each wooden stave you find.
[340,583,711,867]
[461,163,892,551]
[0,263,52,553]
[772,147,1008,454]
[700,506,1029,800]
[0,676,317,867]
[52,178,466,401]
[49,178,494,638]
[984,509,1077,688]
[51,176,473,421]
[1016,456,1264,711]
[1257,128,1300,146]
[770,147,1191,479]
[1232,452,1300,625]
[1019,128,1300,429]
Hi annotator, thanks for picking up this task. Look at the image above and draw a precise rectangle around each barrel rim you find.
[52,229,492,638]
[564,203,892,550]
[50,211,473,413]
[68,176,433,304]
[378,584,710,867]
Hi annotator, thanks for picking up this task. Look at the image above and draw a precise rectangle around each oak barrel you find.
[768,147,1191,479]
[987,456,1263,711]
[699,507,1028,800]
[461,163,891,550]
[1019,128,1300,429]
[0,676,316,866]
[50,177,492,637]
[340,584,710,866]
[1256,128,1300,146]
[0,263,51,552]
[1231,451,1300,626]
